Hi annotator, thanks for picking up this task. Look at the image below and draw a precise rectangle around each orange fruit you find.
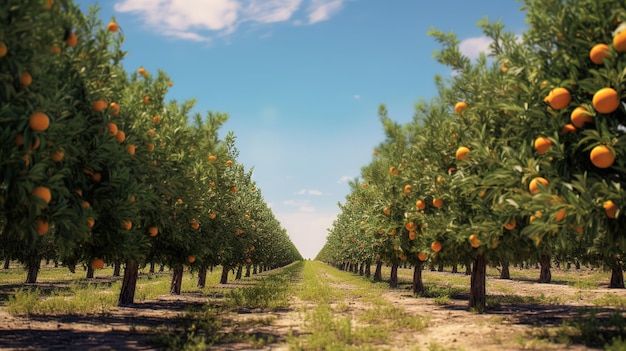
[87,217,95,228]
[143,96,150,104]
[529,177,549,195]
[501,61,508,73]
[65,32,78,47]
[168,81,174,87]
[92,173,102,182]
[0,42,7,57]
[555,208,566,222]
[36,220,49,235]
[590,43,610,64]
[405,221,416,231]
[226,160,234,166]
[148,227,159,236]
[408,231,417,240]
[403,184,412,194]
[109,102,120,115]
[209,213,216,219]
[504,219,516,230]
[431,241,442,252]
[190,219,200,230]
[561,123,577,134]
[130,195,136,203]
[469,234,480,248]
[147,143,155,151]
[437,176,444,184]
[454,101,468,115]
[92,100,107,112]
[29,112,50,131]
[416,200,426,211]
[593,88,620,114]
[590,145,615,168]
[107,22,119,32]
[127,144,136,155]
[417,252,427,261]
[361,183,367,188]
[153,115,160,123]
[43,0,54,9]
[533,136,552,155]
[456,146,470,161]
[187,256,196,263]
[479,189,487,198]
[138,67,148,77]
[613,30,626,52]
[432,198,444,208]
[545,87,571,110]
[383,208,391,215]
[208,155,217,162]
[604,200,618,219]
[32,186,52,204]
[19,71,32,87]
[389,166,398,175]
[51,149,64,162]
[246,258,252,264]
[107,122,118,136]
[91,258,105,270]
[148,129,156,136]
[570,106,593,128]
[50,44,61,55]
[81,201,90,209]
[230,186,237,194]
[116,130,126,143]
[121,220,133,230]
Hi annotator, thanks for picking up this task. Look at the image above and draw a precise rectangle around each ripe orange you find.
[148,226,159,236]
[91,258,105,270]
[109,102,120,115]
[570,106,593,128]
[107,22,119,32]
[501,61,508,73]
[437,176,444,184]
[147,143,155,151]
[0,42,7,57]
[383,208,391,215]
[456,146,470,161]
[361,183,367,188]
[533,136,552,155]
[122,220,133,230]
[130,195,136,203]
[87,217,95,228]
[19,71,32,87]
[246,258,252,264]
[143,96,150,104]
[226,160,234,166]
[454,101,468,115]
[92,100,107,112]
[209,213,216,219]
[230,186,237,194]
[187,256,196,263]
[44,0,54,9]
[590,43,610,64]
[403,184,412,194]
[590,145,615,168]
[417,252,427,261]
[604,200,618,219]
[127,144,136,155]
[138,67,148,77]
[593,88,620,114]
[431,241,442,252]
[432,198,444,208]
[51,149,64,162]
[555,208,566,222]
[405,221,416,231]
[416,200,426,210]
[36,220,49,235]
[32,186,52,204]
[65,32,78,47]
[92,173,102,182]
[208,155,217,162]
[153,115,160,123]
[529,177,549,195]
[409,231,417,240]
[190,219,200,230]
[613,29,626,52]
[168,81,174,87]
[545,87,571,110]
[479,189,487,198]
[560,123,577,134]
[29,112,50,131]
[389,166,398,175]
[107,122,118,136]
[504,219,516,230]
[50,44,61,55]
[116,130,126,143]
[469,234,480,248]
[81,201,90,209]
[147,129,156,136]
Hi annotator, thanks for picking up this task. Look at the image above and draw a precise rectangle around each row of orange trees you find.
[0,0,301,305]
[318,0,626,310]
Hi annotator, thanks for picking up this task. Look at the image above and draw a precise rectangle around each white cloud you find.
[296,189,323,196]
[353,94,361,100]
[283,199,316,212]
[458,36,492,60]
[274,211,339,259]
[307,0,343,24]
[114,0,345,41]
[337,175,352,183]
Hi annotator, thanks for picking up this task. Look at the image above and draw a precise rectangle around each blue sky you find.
[82,1,528,259]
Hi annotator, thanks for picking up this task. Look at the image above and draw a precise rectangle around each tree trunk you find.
[500,261,510,279]
[609,265,625,288]
[389,262,398,288]
[252,265,257,274]
[245,265,251,277]
[220,265,229,284]
[451,264,458,274]
[4,258,10,269]
[197,266,207,288]
[412,262,424,295]
[539,254,552,283]
[86,265,94,279]
[170,265,183,295]
[374,260,383,282]
[364,260,371,278]
[149,262,155,273]
[25,256,41,284]
[159,264,165,272]
[118,260,139,306]
[113,262,121,277]
[465,262,472,275]
[469,254,486,311]
[437,263,444,272]
[235,265,243,280]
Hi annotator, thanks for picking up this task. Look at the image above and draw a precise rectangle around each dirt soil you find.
[1,269,626,350]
